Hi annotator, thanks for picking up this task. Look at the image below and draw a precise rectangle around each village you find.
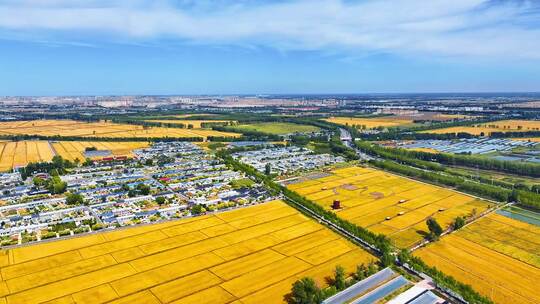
[0,142,272,246]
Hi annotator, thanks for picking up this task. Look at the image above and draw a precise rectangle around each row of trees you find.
[218,143,493,304]
[0,134,205,143]
[354,141,540,209]
[21,155,75,179]
[371,159,511,202]
[397,251,493,304]
[216,150,393,257]
[355,140,540,177]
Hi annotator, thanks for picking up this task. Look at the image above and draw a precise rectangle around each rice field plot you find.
[0,141,55,171]
[414,213,540,304]
[0,200,374,304]
[0,119,240,139]
[324,117,415,129]
[51,141,149,161]
[423,119,540,136]
[286,166,490,248]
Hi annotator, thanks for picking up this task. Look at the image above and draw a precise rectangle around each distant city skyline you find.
[1,0,540,95]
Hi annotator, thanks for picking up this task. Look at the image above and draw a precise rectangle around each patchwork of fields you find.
[0,120,239,139]
[424,119,540,135]
[287,166,490,248]
[234,122,320,135]
[325,114,471,130]
[0,141,150,171]
[325,117,414,129]
[415,213,540,304]
[0,200,374,304]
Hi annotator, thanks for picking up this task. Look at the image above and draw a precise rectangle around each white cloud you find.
[0,0,539,59]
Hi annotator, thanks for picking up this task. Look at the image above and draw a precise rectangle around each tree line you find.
[355,140,540,178]
[216,149,493,304]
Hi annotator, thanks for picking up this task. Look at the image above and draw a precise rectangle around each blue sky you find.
[1,0,539,95]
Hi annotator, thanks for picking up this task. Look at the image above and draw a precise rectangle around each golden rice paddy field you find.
[325,117,414,129]
[408,147,438,154]
[0,141,55,171]
[0,200,374,304]
[51,141,149,162]
[424,119,540,135]
[0,120,239,139]
[287,166,490,248]
[0,141,149,171]
[144,120,234,128]
[415,213,540,304]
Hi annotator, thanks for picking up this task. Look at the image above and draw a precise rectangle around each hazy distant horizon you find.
[3,92,540,99]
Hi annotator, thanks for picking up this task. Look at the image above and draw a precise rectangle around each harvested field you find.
[287,166,490,248]
[0,120,240,139]
[415,213,540,304]
[0,140,149,171]
[0,200,374,304]
[424,119,540,136]
[0,141,54,171]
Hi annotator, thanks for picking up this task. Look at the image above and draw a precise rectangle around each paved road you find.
[323,268,395,304]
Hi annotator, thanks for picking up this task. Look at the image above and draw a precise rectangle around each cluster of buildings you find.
[399,138,536,155]
[232,146,344,175]
[0,142,271,247]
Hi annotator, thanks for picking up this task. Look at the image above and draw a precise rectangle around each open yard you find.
[0,200,374,304]
[234,122,320,135]
[414,213,540,304]
[0,120,240,139]
[424,119,540,136]
[286,166,490,248]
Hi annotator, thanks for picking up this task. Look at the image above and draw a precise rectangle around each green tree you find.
[66,193,84,205]
[397,249,411,264]
[32,177,46,187]
[289,277,322,304]
[426,218,443,240]
[333,265,346,290]
[453,216,466,230]
[265,163,272,175]
[367,262,378,276]
[381,251,394,267]
[191,204,206,215]
[83,158,94,166]
[136,184,151,195]
[47,177,67,194]
[155,196,166,205]
[355,264,368,280]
